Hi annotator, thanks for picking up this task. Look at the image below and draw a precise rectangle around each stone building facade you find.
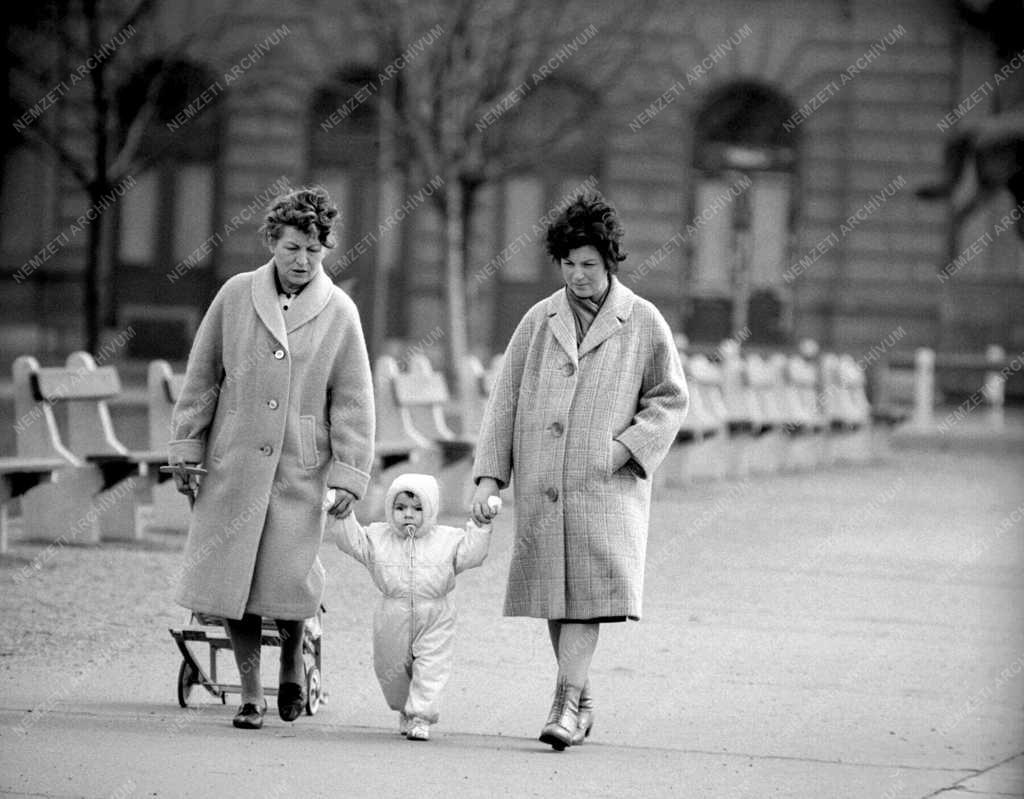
[2,0,1021,395]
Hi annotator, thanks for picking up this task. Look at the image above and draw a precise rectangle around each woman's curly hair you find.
[260,185,339,248]
[545,191,627,273]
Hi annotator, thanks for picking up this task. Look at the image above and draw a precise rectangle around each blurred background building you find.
[3,0,1022,398]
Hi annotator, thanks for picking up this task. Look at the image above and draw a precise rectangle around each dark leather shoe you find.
[277,682,305,722]
[233,701,266,729]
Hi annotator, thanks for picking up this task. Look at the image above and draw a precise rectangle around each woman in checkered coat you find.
[470,192,688,750]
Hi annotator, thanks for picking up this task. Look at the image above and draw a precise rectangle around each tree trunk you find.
[443,175,472,423]
[84,187,103,354]
[84,0,104,355]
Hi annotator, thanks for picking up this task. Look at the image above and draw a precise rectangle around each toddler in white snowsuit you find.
[333,473,493,741]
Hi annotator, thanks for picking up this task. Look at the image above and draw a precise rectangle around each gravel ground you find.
[1,436,1022,798]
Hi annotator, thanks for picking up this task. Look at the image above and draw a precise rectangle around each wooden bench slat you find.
[34,365,122,401]
[165,373,187,404]
[392,372,450,406]
[0,456,69,473]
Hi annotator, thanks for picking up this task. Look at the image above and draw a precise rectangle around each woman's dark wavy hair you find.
[545,191,627,273]
[260,185,339,248]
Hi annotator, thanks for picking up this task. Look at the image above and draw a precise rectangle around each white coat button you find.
[267,399,279,409]
[259,445,273,456]
[274,349,285,360]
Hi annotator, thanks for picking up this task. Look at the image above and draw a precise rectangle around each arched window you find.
[688,81,798,345]
[487,78,604,350]
[114,59,223,358]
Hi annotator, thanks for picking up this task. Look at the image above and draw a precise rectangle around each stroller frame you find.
[169,605,326,715]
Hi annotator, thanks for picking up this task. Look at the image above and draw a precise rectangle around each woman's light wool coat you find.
[169,261,375,621]
[472,278,688,621]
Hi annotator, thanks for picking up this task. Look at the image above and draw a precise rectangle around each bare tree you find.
[348,0,657,406]
[6,0,222,352]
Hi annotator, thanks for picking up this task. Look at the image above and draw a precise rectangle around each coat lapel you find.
[577,277,636,358]
[283,268,333,333]
[251,260,288,352]
[545,289,579,364]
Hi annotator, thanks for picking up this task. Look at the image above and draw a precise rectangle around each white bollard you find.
[982,344,1005,430]
[912,347,935,429]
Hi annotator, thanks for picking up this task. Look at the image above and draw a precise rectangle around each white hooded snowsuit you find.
[334,473,491,723]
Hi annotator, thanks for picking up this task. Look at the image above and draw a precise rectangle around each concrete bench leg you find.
[437,457,475,518]
[19,466,104,545]
[728,436,754,479]
[147,480,192,532]
[96,476,147,541]
[659,442,695,488]
[783,434,819,472]
[869,425,894,461]
[688,438,727,483]
[1,503,15,554]
[749,431,784,475]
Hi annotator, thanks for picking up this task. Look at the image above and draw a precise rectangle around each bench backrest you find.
[392,354,458,441]
[784,354,823,424]
[459,355,490,440]
[682,354,727,433]
[719,350,763,427]
[744,353,784,426]
[12,351,128,462]
[373,355,430,451]
[148,359,186,451]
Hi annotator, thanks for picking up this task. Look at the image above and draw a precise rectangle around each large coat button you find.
[545,487,559,502]
[549,421,564,437]
[267,399,279,409]
[562,362,575,376]
[274,349,285,360]
[259,444,273,456]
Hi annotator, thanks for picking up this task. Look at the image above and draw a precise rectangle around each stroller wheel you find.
[305,667,321,715]
[177,659,197,707]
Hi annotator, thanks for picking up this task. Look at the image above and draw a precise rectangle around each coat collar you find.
[251,260,335,349]
[545,277,636,360]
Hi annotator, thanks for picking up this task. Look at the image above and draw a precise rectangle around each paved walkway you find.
[1,431,1022,798]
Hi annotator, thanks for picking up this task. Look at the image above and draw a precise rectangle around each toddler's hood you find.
[385,473,439,538]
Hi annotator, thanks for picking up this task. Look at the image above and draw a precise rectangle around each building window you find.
[114,59,222,358]
[489,78,604,348]
[309,67,386,344]
[689,81,798,345]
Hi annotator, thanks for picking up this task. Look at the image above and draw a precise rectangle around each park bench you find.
[743,353,787,474]
[820,353,873,464]
[0,456,69,553]
[458,354,499,442]
[777,353,828,470]
[389,354,476,515]
[146,360,192,531]
[360,355,442,518]
[372,355,430,471]
[13,351,168,543]
[391,354,476,466]
[661,353,728,486]
[718,346,774,478]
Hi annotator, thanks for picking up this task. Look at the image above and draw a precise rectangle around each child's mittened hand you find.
[487,496,502,516]
[322,488,337,512]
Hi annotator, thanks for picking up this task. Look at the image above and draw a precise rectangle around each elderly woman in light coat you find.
[470,192,688,750]
[169,186,374,730]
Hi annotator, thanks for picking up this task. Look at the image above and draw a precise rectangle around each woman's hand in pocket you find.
[611,440,632,472]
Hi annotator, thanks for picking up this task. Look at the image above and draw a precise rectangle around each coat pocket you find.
[299,415,320,470]
[210,409,237,465]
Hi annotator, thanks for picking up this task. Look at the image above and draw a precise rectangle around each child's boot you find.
[406,717,430,741]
